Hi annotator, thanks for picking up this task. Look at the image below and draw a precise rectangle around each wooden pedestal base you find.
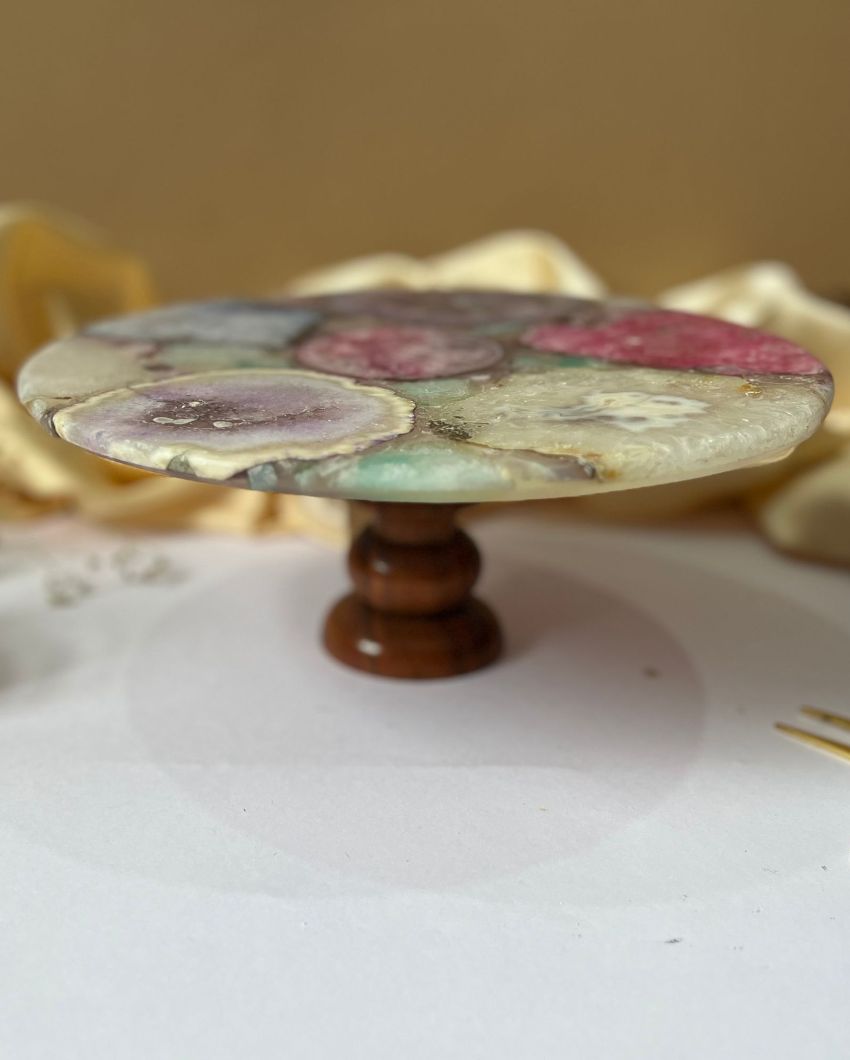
[323,502,502,679]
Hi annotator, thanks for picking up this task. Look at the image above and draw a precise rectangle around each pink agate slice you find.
[521,310,824,376]
[296,325,502,380]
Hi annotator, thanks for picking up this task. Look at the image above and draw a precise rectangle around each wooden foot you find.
[323,502,502,679]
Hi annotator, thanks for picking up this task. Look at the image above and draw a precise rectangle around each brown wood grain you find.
[324,502,502,679]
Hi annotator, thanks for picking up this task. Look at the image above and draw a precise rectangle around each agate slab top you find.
[18,289,832,502]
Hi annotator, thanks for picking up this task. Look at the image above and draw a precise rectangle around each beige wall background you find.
[3,0,849,300]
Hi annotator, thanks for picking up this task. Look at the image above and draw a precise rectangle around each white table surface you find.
[1,509,848,1059]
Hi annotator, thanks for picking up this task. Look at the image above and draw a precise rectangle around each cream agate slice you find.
[442,366,830,484]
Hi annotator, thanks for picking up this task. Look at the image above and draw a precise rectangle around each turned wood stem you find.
[323,502,502,679]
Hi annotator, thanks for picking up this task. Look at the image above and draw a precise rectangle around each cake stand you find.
[18,289,832,678]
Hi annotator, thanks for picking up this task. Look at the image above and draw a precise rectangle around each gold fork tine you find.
[800,705,850,732]
[775,722,850,764]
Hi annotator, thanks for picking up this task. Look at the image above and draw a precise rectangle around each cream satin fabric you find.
[5,211,848,561]
[0,204,348,542]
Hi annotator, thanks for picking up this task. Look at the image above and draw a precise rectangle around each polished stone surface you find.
[19,290,832,501]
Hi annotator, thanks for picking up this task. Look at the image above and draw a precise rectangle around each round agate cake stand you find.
[18,290,832,678]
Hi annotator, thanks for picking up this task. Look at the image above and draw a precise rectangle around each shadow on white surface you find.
[3,521,849,904]
[124,546,706,889]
